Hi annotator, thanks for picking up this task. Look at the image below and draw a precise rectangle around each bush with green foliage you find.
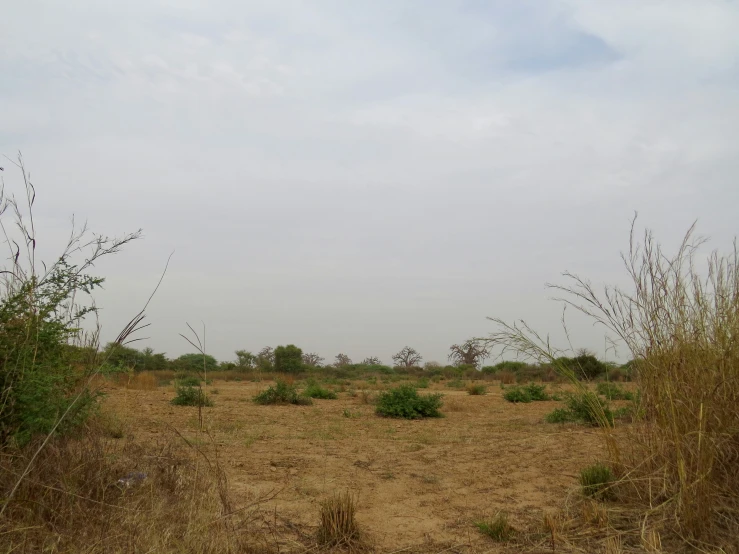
[502,387,532,403]
[175,374,201,387]
[171,385,213,407]
[596,382,634,401]
[375,385,443,419]
[253,381,312,405]
[522,383,550,400]
[173,353,218,373]
[416,377,429,388]
[302,382,338,399]
[545,392,613,426]
[580,463,616,500]
[274,344,303,373]
[446,379,464,389]
[466,384,487,395]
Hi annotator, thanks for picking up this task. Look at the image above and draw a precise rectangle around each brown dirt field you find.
[102,380,612,552]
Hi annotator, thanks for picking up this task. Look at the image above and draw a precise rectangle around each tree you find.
[335,353,352,367]
[257,346,275,370]
[235,349,257,370]
[274,344,303,373]
[448,339,491,369]
[362,356,381,365]
[392,347,422,369]
[174,353,218,373]
[302,352,324,368]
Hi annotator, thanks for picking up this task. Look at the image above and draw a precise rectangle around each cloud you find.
[1,0,738,363]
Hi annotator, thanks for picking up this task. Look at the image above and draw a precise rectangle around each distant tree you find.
[335,353,352,367]
[174,353,218,373]
[448,339,491,369]
[362,356,381,365]
[302,352,324,368]
[392,347,422,369]
[235,349,257,370]
[257,346,275,370]
[274,344,303,373]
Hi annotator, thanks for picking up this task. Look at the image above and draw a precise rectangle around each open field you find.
[101,377,618,552]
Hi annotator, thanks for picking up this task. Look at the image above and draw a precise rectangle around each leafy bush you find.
[274,344,303,373]
[175,375,201,387]
[475,512,514,541]
[376,385,443,419]
[466,384,487,395]
[171,385,213,407]
[580,463,616,500]
[596,382,634,401]
[446,379,464,389]
[302,383,337,399]
[503,387,531,403]
[545,392,613,426]
[253,381,312,405]
[522,383,550,401]
[416,378,429,389]
[173,353,219,373]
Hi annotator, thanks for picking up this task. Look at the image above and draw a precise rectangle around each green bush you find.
[302,383,338,399]
[170,385,213,407]
[253,381,312,405]
[545,392,613,426]
[175,375,201,387]
[274,344,303,373]
[446,379,464,389]
[376,385,443,419]
[596,382,634,401]
[475,513,514,541]
[416,378,430,389]
[173,353,218,373]
[503,387,532,403]
[580,463,615,500]
[522,383,550,401]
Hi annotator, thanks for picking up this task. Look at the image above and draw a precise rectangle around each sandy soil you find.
[103,380,609,552]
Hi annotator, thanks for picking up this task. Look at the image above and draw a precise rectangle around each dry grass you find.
[497,371,516,384]
[122,371,158,390]
[0,419,275,553]
[487,220,739,552]
[317,491,363,549]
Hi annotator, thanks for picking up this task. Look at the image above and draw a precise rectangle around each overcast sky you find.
[2,0,738,365]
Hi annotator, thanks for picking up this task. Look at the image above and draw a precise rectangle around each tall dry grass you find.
[487,221,739,551]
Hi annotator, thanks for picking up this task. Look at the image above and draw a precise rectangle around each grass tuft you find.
[580,463,616,500]
[475,512,514,542]
[317,491,362,547]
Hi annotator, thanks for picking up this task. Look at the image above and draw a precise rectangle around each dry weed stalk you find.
[317,491,363,549]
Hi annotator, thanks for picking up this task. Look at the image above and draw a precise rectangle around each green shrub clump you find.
[596,382,634,401]
[466,384,487,395]
[502,383,550,403]
[174,374,201,387]
[274,344,303,373]
[503,386,532,403]
[253,380,312,405]
[580,463,616,500]
[545,392,613,426]
[302,382,338,399]
[171,385,213,407]
[475,512,514,541]
[376,385,443,419]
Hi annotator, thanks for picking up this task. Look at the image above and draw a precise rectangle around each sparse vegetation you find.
[503,386,532,403]
[475,512,514,542]
[317,492,362,547]
[376,385,443,419]
[596,382,634,401]
[580,463,616,500]
[545,392,613,426]
[466,383,487,395]
[171,384,214,407]
[253,380,312,405]
[302,382,338,399]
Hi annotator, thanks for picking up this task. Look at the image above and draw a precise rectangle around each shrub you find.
[580,463,616,500]
[274,344,303,373]
[475,512,514,541]
[170,385,213,407]
[376,385,443,419]
[545,392,613,426]
[596,382,634,401]
[302,383,338,400]
[446,379,464,389]
[174,374,201,387]
[497,371,516,384]
[173,353,218,373]
[522,383,550,401]
[317,492,361,547]
[503,387,531,403]
[466,384,487,395]
[253,380,312,405]
[416,377,430,389]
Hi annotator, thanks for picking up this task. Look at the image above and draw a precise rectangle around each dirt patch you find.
[103,380,607,551]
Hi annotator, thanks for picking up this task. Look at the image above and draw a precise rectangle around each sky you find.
[1,0,738,366]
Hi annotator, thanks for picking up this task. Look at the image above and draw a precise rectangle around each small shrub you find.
[175,375,201,387]
[171,385,213,407]
[545,392,613,426]
[466,384,487,395]
[303,383,338,400]
[596,382,634,401]
[318,492,361,547]
[417,378,430,389]
[476,512,514,541]
[580,463,616,500]
[522,383,550,401]
[376,385,443,419]
[253,381,312,405]
[446,379,464,389]
[503,387,532,403]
